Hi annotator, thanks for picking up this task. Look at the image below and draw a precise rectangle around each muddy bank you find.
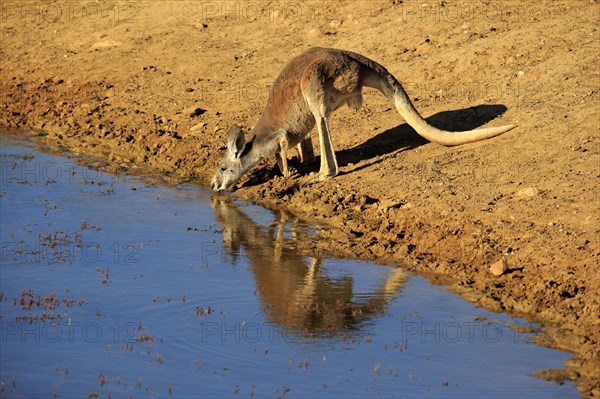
[0,0,598,395]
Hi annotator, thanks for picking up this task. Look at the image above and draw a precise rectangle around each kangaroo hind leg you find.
[306,101,338,181]
[298,92,338,185]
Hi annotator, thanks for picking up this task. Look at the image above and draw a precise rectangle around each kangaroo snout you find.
[210,175,225,192]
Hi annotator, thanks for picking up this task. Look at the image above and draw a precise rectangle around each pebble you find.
[90,39,122,51]
[379,199,403,210]
[328,20,342,28]
[307,28,322,38]
[514,187,539,199]
[183,106,207,117]
[190,122,206,132]
[490,259,508,276]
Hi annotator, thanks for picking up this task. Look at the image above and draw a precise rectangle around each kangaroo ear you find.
[227,125,246,158]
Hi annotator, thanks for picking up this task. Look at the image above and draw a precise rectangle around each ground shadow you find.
[336,103,509,168]
[241,104,509,188]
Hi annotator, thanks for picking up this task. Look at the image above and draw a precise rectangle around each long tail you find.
[360,59,516,146]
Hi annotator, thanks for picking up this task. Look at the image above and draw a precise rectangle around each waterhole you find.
[0,133,577,398]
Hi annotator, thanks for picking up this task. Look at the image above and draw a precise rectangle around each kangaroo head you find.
[211,125,255,191]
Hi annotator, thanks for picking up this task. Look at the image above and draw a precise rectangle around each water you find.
[0,134,577,398]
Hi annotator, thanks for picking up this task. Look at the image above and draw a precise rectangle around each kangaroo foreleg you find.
[297,135,315,164]
[275,136,290,177]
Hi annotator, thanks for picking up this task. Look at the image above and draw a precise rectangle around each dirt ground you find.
[1,0,598,395]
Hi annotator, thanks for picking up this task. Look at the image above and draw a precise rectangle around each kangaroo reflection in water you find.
[211,196,407,337]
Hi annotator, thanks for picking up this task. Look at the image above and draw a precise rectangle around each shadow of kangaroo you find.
[336,104,511,169]
[211,196,407,335]
[211,47,516,191]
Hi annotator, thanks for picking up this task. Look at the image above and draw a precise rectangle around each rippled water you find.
[0,134,577,398]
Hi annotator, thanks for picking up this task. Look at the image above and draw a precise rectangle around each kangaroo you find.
[211,47,516,191]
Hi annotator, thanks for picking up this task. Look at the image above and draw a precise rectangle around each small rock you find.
[190,122,207,132]
[90,39,122,51]
[352,205,364,213]
[328,20,342,28]
[490,259,508,276]
[183,106,207,117]
[379,199,404,210]
[358,195,378,206]
[307,28,322,38]
[514,187,539,200]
